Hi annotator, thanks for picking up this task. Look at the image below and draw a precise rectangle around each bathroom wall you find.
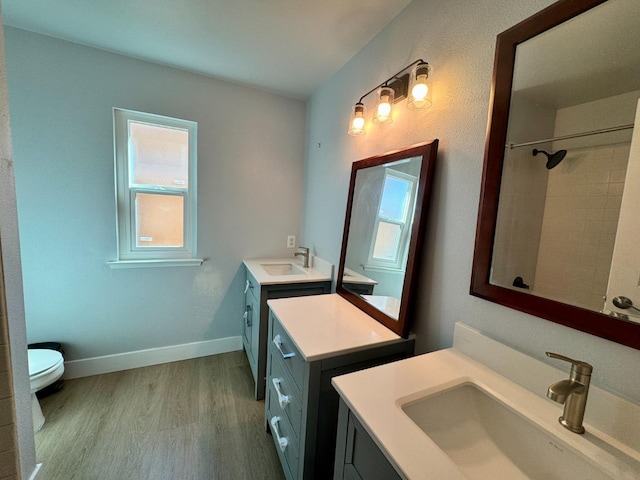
[302,0,640,402]
[534,91,639,310]
[4,27,306,363]
[495,91,639,311]
[0,17,35,480]
[491,95,555,290]
[534,142,630,311]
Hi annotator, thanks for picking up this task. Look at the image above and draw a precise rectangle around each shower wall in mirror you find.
[472,0,640,350]
[490,0,640,318]
[337,141,438,337]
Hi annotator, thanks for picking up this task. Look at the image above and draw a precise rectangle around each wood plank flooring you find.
[35,351,285,479]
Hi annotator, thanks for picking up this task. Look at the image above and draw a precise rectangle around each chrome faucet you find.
[545,352,593,434]
[294,246,310,268]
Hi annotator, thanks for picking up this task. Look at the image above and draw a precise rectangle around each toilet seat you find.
[28,349,64,393]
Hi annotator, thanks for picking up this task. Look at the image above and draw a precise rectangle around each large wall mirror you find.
[472,0,640,349]
[337,141,438,337]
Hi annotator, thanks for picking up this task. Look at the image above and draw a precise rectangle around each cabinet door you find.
[335,400,402,480]
[246,292,259,365]
[249,293,260,365]
[242,296,252,353]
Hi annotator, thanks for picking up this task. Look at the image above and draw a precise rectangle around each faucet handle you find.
[546,352,593,375]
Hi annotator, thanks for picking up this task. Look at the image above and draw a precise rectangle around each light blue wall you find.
[302,0,640,402]
[4,27,306,360]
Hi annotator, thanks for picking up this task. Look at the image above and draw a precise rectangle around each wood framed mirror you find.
[337,140,438,337]
[471,0,640,349]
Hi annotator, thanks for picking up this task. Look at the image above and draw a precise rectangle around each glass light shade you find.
[348,103,366,136]
[372,87,394,124]
[407,63,432,110]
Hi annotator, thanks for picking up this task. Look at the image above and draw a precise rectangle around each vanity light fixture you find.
[348,59,432,136]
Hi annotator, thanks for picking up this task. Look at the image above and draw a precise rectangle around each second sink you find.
[260,262,306,276]
[401,382,613,480]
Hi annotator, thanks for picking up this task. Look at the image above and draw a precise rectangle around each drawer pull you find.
[272,377,291,409]
[270,416,289,452]
[273,334,296,359]
[244,280,250,294]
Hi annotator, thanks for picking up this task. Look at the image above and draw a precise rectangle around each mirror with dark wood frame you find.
[337,141,438,337]
[471,0,640,349]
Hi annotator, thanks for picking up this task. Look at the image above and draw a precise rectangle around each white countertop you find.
[362,294,400,320]
[244,256,332,285]
[342,267,378,286]
[332,327,640,480]
[267,294,403,361]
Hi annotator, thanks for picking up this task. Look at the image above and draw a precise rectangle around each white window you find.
[367,169,417,271]
[111,108,200,266]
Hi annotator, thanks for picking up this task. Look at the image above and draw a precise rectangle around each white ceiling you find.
[1,0,413,99]
[512,0,640,108]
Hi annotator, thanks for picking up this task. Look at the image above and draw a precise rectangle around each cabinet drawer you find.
[270,313,305,389]
[267,354,302,438]
[268,410,299,480]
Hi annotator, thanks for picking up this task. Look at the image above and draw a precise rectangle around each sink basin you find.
[260,263,306,276]
[402,383,613,480]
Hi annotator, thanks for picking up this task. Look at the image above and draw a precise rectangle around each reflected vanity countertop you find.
[244,256,333,285]
[342,267,378,285]
[332,323,640,480]
[267,294,404,361]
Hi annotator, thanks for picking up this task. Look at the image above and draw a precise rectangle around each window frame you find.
[112,108,199,265]
[366,169,417,271]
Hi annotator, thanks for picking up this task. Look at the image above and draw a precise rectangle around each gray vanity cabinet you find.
[334,398,402,480]
[243,267,331,400]
[243,278,260,379]
[265,310,414,480]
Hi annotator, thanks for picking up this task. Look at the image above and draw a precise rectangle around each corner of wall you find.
[0,15,37,480]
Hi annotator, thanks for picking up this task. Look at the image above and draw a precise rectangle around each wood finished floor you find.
[35,351,285,479]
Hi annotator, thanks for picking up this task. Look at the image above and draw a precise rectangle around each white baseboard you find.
[29,463,42,480]
[63,336,243,379]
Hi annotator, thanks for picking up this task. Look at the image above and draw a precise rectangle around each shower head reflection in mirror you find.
[489,0,640,316]
[471,0,640,349]
[532,148,567,169]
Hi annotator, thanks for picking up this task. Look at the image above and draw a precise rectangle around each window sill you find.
[363,264,406,274]
[107,258,204,269]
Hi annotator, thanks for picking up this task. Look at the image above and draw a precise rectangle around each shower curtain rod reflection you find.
[507,123,634,149]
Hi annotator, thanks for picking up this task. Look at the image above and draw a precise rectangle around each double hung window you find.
[112,108,198,265]
[367,169,417,271]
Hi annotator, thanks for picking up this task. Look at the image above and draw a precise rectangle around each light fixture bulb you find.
[411,78,428,101]
[373,87,394,124]
[348,102,366,136]
[407,63,432,110]
[377,99,392,117]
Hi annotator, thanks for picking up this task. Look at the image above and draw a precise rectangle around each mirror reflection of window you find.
[368,170,417,270]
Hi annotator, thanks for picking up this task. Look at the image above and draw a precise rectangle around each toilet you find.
[28,349,65,432]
